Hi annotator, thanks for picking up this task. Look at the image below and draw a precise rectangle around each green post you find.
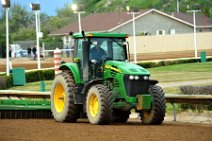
[12,68,26,86]
[200,51,206,62]
[40,81,46,92]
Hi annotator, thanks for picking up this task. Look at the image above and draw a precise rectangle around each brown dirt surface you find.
[1,49,212,72]
[0,119,211,141]
[1,51,212,141]
[0,58,71,72]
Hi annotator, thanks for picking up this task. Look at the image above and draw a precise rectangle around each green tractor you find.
[51,32,166,125]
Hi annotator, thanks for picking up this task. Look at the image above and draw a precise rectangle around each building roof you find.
[173,12,212,28]
[49,9,150,36]
[49,9,212,36]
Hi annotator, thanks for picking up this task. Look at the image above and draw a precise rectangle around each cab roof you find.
[72,32,128,39]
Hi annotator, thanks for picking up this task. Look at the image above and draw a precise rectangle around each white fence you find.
[127,32,212,53]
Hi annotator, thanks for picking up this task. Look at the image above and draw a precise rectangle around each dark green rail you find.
[0,90,52,118]
[0,99,51,110]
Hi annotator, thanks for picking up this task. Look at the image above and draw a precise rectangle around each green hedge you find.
[138,57,212,68]
[26,69,54,83]
[0,75,12,89]
[0,69,54,90]
[179,85,212,112]
[1,57,212,89]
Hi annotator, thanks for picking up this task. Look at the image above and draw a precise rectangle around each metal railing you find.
[165,94,212,121]
[0,90,50,99]
[0,90,212,121]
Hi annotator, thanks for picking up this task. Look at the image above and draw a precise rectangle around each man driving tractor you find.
[90,40,106,63]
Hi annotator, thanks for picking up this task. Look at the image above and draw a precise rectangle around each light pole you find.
[71,4,85,33]
[177,0,180,13]
[188,4,201,60]
[127,6,140,64]
[30,3,41,69]
[1,0,10,76]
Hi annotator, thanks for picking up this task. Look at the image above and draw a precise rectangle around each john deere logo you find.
[104,65,122,73]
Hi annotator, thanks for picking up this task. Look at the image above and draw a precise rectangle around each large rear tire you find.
[140,85,166,125]
[86,84,113,125]
[51,71,82,122]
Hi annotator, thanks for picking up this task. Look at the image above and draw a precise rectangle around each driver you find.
[90,41,106,63]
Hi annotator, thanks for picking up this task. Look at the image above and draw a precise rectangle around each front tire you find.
[140,85,166,125]
[51,71,82,122]
[86,84,113,125]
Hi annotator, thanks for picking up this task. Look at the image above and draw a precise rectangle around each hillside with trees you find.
[75,0,212,17]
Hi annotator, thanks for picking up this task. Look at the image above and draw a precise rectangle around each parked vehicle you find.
[16,49,28,58]
[10,44,21,58]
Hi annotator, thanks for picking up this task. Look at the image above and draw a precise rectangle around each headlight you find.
[129,75,134,80]
[143,76,149,80]
[134,76,139,80]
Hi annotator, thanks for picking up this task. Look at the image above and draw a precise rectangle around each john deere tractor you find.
[51,32,166,125]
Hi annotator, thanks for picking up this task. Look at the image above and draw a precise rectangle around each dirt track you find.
[0,52,212,141]
[0,58,70,72]
[0,119,211,141]
[1,49,212,72]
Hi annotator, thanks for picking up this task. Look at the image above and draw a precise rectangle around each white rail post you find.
[6,7,10,76]
[171,103,177,121]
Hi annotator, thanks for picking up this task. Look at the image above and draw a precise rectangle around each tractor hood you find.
[104,61,150,75]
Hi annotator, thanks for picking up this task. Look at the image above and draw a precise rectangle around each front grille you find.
[124,75,150,97]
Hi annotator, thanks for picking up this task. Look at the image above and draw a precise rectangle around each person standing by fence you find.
[27,47,32,58]
[32,46,37,60]
[65,46,70,57]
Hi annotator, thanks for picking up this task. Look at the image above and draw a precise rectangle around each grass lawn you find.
[148,62,212,83]
[9,62,212,92]
[163,82,212,94]
[8,62,212,113]
[8,80,53,92]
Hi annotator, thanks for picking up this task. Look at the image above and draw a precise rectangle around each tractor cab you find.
[72,32,129,82]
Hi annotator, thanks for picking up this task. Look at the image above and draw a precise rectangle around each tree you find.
[11,28,35,41]
[73,0,212,17]
[42,3,77,34]
[9,3,32,33]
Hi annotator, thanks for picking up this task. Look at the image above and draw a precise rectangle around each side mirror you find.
[81,31,86,40]
[123,44,127,50]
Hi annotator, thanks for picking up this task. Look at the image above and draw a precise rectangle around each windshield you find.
[89,38,126,62]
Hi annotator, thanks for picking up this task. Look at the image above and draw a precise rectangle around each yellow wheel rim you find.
[54,83,65,113]
[89,94,99,117]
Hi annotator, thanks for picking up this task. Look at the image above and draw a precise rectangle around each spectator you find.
[32,46,37,60]
[27,47,32,58]
[65,46,70,57]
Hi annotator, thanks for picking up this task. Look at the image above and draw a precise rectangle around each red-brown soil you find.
[0,58,70,72]
[0,50,212,72]
[0,51,212,141]
[0,119,211,141]
[1,50,212,72]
